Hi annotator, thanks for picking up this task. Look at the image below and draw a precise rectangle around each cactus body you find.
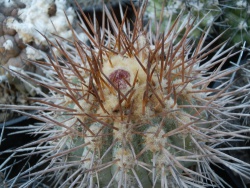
[1,1,250,187]
[0,0,88,122]
[147,0,250,45]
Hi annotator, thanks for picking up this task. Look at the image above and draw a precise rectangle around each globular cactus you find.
[0,0,34,122]
[220,0,250,45]
[147,0,250,45]
[1,1,250,187]
[0,0,86,122]
[146,0,222,40]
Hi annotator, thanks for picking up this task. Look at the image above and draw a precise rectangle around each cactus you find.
[0,0,87,122]
[146,0,222,40]
[220,0,250,45]
[1,1,250,187]
[0,0,34,122]
[147,0,250,45]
